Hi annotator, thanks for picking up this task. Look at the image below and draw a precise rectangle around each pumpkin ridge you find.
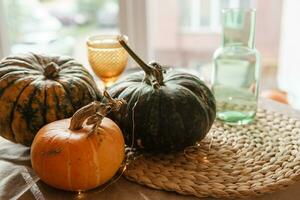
[66,72,98,87]
[55,79,75,113]
[30,53,46,71]
[53,83,74,118]
[164,73,203,83]
[60,69,92,78]
[58,57,82,66]
[161,88,192,150]
[53,83,63,119]
[163,87,195,150]
[166,75,216,128]
[60,72,94,87]
[66,132,73,190]
[117,83,142,101]
[18,79,47,128]
[119,71,144,82]
[142,89,161,148]
[52,55,62,66]
[0,74,39,98]
[40,130,67,188]
[109,72,145,94]
[118,85,142,144]
[186,81,215,126]
[40,132,60,182]
[4,55,36,66]
[72,78,91,108]
[57,78,84,111]
[44,83,51,123]
[10,78,40,143]
[62,75,98,101]
[0,60,36,70]
[197,85,216,125]
[0,70,39,83]
[18,79,42,142]
[88,138,101,185]
[0,67,38,77]
[80,77,98,102]
[1,71,40,81]
[165,88,187,146]
[109,81,140,98]
[176,84,211,133]
[70,74,99,97]
[61,73,94,87]
[42,81,47,126]
[126,87,147,147]
[43,76,75,116]
[61,71,96,87]
[179,86,211,141]
[60,63,85,70]
[45,83,59,122]
[0,78,34,141]
[55,56,74,66]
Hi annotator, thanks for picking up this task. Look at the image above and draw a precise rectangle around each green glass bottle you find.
[212,9,260,125]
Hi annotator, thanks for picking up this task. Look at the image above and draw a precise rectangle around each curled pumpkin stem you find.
[103,90,126,112]
[44,62,61,78]
[118,35,165,88]
[148,61,165,88]
[86,112,105,136]
[69,91,125,134]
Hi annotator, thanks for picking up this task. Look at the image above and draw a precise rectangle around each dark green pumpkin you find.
[0,53,101,146]
[108,37,216,152]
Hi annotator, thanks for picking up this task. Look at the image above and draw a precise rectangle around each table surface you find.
[1,98,300,200]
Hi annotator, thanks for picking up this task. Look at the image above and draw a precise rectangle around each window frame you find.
[119,0,150,62]
[179,0,255,34]
[180,0,223,34]
[0,0,9,58]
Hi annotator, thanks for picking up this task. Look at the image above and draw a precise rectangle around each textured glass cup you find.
[87,35,128,88]
[212,9,260,125]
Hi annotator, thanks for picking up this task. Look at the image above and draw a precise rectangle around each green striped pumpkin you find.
[108,38,216,152]
[0,53,101,146]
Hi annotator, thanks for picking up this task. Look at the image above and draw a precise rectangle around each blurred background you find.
[0,0,298,108]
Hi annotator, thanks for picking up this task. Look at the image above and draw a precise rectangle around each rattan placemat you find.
[123,109,300,199]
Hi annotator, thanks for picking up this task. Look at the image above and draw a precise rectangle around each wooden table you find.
[1,99,300,200]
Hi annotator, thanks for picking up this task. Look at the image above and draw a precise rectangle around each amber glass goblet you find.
[87,35,128,88]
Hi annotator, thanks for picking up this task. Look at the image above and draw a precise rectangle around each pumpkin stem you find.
[44,62,60,78]
[118,35,164,88]
[69,91,125,132]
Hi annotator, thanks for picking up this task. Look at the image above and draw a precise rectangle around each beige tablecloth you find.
[0,138,40,200]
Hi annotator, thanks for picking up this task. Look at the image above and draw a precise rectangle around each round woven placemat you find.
[123,109,300,199]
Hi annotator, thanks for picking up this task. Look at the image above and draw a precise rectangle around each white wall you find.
[278,0,300,109]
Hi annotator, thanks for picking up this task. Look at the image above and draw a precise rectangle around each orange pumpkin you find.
[31,91,125,191]
[261,90,289,104]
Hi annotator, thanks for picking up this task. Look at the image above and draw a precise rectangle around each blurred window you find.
[2,0,119,61]
[180,0,251,33]
[1,0,281,85]
[148,0,260,72]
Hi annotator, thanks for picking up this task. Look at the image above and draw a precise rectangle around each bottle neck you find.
[222,9,256,49]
